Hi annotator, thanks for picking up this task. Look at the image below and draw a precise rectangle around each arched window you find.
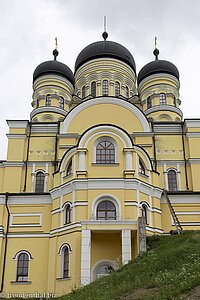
[58,243,71,279]
[35,172,45,193]
[115,81,120,97]
[17,253,29,282]
[141,204,148,224]
[102,80,108,96]
[96,264,114,279]
[66,159,72,176]
[139,158,146,175]
[96,141,115,164]
[46,94,51,106]
[91,81,96,97]
[147,96,152,109]
[63,247,69,278]
[59,96,64,109]
[64,204,71,224]
[125,86,129,98]
[160,93,166,105]
[168,170,177,191]
[82,86,86,98]
[97,200,116,220]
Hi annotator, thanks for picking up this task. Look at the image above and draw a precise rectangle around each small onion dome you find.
[33,60,75,85]
[138,59,179,84]
[75,40,136,74]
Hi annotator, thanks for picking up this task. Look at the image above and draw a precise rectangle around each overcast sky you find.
[0,0,200,159]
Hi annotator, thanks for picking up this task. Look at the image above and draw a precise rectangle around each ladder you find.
[163,189,183,234]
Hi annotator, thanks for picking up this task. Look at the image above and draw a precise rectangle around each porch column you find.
[122,230,131,265]
[81,229,91,286]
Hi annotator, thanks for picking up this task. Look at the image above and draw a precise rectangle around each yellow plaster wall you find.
[67,103,145,134]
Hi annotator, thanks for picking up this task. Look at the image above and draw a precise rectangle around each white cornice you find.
[186,132,200,138]
[144,105,183,118]
[2,162,25,167]
[30,107,68,119]
[157,160,185,166]
[131,132,154,137]
[6,134,27,139]
[50,178,163,200]
[6,120,29,131]
[184,119,200,128]
[188,158,200,165]
[80,220,137,226]
[31,123,59,134]
[0,194,52,205]
[153,123,182,133]
[161,194,200,204]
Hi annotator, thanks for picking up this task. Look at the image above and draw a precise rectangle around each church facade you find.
[0,31,200,296]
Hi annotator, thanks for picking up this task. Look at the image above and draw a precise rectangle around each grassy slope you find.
[61,231,200,300]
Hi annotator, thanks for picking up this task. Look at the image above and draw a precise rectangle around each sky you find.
[0,0,200,159]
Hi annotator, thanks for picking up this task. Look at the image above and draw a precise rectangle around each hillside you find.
[61,231,200,300]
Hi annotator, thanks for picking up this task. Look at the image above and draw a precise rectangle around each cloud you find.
[0,0,200,159]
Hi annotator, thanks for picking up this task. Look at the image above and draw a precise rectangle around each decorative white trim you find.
[186,132,200,138]
[6,134,27,139]
[91,194,121,220]
[91,259,118,281]
[10,213,42,227]
[50,223,82,235]
[146,226,163,234]
[40,114,56,122]
[6,120,29,130]
[80,125,132,149]
[60,147,77,172]
[184,120,200,128]
[144,105,183,118]
[157,114,172,121]
[81,229,91,286]
[8,233,50,238]
[50,178,163,201]
[31,123,58,134]
[177,163,181,190]
[122,230,131,265]
[61,97,150,133]
[2,162,25,167]
[13,250,33,261]
[30,107,67,119]
[81,220,137,226]
[0,194,52,205]
[58,243,72,278]
[160,194,200,204]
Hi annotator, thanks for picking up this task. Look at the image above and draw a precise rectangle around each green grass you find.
[60,231,200,300]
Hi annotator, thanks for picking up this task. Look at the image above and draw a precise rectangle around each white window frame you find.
[58,243,72,279]
[91,194,121,220]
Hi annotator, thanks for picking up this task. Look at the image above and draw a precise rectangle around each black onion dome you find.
[138,60,179,84]
[75,41,136,73]
[33,60,75,85]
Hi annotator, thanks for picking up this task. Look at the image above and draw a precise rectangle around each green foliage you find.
[57,231,200,300]
[11,231,200,300]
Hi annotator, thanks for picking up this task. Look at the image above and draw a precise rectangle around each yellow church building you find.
[0,29,200,296]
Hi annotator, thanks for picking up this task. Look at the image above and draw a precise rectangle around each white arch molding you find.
[91,259,118,281]
[91,194,121,220]
[61,97,150,133]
